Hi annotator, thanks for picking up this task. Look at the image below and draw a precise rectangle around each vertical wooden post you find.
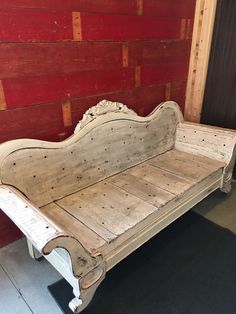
[184,0,218,122]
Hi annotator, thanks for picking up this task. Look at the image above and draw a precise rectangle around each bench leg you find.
[69,267,105,313]
[220,181,232,194]
[27,238,43,260]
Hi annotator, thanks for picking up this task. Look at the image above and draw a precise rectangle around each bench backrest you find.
[0,100,183,207]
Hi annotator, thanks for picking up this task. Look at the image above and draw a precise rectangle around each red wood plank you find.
[0,0,137,15]
[170,80,187,111]
[81,13,183,41]
[0,9,188,42]
[0,103,64,142]
[2,69,135,109]
[142,63,189,86]
[71,84,166,120]
[128,40,192,67]
[0,8,73,42]
[0,212,22,248]
[143,0,196,18]
[0,42,123,79]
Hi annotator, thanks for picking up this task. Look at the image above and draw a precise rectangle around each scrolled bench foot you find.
[220,181,232,194]
[69,266,105,313]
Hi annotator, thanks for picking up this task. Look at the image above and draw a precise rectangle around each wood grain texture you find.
[0,1,138,15]
[185,0,217,122]
[0,101,182,207]
[80,13,184,41]
[0,80,6,110]
[72,12,82,41]
[0,0,196,248]
[2,69,135,109]
[0,42,123,79]
[143,0,196,18]
[0,8,73,42]
[1,100,235,313]
[62,100,72,127]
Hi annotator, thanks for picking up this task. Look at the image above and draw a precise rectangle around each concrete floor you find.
[0,181,235,314]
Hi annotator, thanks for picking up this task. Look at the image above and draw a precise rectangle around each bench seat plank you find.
[51,149,225,255]
[56,181,157,243]
[148,149,225,182]
[107,172,175,208]
[124,163,192,195]
[40,202,106,255]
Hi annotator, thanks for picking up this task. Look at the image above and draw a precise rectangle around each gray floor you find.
[0,182,235,314]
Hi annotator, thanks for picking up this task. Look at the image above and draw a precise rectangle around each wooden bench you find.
[0,100,235,313]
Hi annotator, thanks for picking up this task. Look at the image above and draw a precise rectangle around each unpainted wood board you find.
[56,181,157,243]
[184,0,218,122]
[107,172,174,208]
[148,149,224,182]
[0,265,32,314]
[40,202,106,254]
[124,162,192,195]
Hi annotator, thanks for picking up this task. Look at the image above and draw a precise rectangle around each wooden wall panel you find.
[0,1,196,246]
[143,0,196,18]
[0,42,123,78]
[0,1,137,15]
[80,14,183,41]
[2,69,135,108]
[0,9,73,42]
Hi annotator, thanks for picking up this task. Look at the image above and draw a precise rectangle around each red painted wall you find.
[0,0,196,247]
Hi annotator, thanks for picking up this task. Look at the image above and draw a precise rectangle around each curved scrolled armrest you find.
[0,185,104,279]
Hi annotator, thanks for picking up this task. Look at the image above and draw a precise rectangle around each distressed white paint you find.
[0,100,235,313]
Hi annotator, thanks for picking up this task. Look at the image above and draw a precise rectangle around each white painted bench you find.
[0,100,235,313]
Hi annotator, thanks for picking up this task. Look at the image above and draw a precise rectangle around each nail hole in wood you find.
[102,222,105,225]
[91,138,94,141]
[33,175,36,178]
[62,168,65,171]
[44,156,47,159]
[13,163,16,166]
[46,226,49,229]
[25,206,28,208]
